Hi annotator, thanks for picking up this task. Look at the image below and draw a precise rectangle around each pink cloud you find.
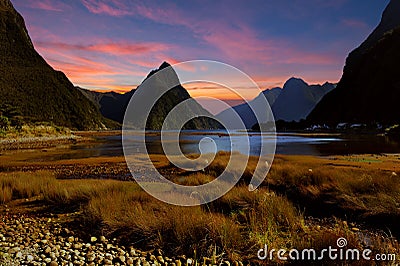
[81,0,133,16]
[78,1,337,68]
[28,34,180,91]
[25,0,70,12]
[341,18,368,29]
[24,1,343,95]
[36,41,170,56]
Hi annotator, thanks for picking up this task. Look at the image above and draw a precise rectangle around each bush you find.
[0,116,10,130]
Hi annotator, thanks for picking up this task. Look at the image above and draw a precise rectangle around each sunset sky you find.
[12,0,389,104]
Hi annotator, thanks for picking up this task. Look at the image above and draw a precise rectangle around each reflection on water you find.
[16,131,400,162]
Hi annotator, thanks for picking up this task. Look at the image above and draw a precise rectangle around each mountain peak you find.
[145,61,176,81]
[0,0,106,130]
[159,61,172,70]
[0,0,34,50]
[348,0,400,62]
[284,77,307,89]
[308,0,400,125]
[380,0,400,30]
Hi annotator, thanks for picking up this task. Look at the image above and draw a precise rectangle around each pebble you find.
[0,214,239,266]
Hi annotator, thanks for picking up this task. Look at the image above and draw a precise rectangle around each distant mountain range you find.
[80,62,221,130]
[308,0,400,125]
[0,0,107,130]
[216,78,334,128]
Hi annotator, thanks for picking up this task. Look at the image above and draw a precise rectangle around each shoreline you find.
[0,134,93,151]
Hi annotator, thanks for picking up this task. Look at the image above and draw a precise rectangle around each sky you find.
[12,0,390,108]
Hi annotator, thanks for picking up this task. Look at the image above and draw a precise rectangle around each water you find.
[15,132,400,163]
[36,131,400,162]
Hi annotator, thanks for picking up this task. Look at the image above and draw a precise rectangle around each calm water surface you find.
[55,131,400,160]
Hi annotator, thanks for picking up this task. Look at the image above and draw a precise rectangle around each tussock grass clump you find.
[266,156,400,218]
[0,171,54,203]
[82,185,246,260]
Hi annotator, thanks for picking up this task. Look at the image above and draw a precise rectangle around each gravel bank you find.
[0,213,235,266]
[0,135,83,151]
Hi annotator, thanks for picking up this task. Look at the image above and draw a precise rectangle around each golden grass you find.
[0,171,53,203]
[264,156,400,218]
[1,152,400,263]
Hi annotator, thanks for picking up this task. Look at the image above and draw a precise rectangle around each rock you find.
[156,255,164,263]
[90,236,97,242]
[104,259,113,265]
[44,257,52,263]
[100,235,107,243]
[67,236,74,243]
[73,243,82,249]
[15,251,23,258]
[129,248,137,257]
[9,247,20,254]
[50,261,58,266]
[27,254,34,262]
[127,258,134,265]
[45,246,52,254]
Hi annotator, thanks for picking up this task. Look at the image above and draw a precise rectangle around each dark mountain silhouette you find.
[81,62,221,130]
[78,87,135,124]
[216,78,334,128]
[308,0,400,125]
[0,0,107,130]
[216,87,281,128]
[272,78,335,122]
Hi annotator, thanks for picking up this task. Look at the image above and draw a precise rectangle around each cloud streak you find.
[36,41,170,56]
[81,0,133,16]
[80,1,339,68]
[341,18,368,29]
[12,0,383,98]
[24,0,70,12]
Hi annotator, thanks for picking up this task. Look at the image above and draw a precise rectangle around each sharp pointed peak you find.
[159,61,172,70]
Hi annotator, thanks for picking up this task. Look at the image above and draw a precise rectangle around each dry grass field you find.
[1,151,400,264]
